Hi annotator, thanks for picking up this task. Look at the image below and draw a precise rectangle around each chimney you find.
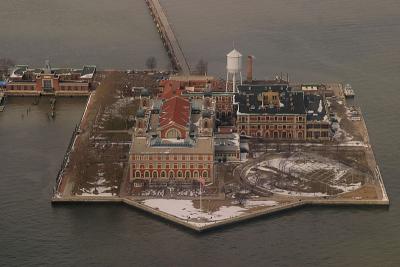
[246,55,253,82]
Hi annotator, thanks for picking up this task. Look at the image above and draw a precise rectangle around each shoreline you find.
[51,195,389,232]
[49,76,390,233]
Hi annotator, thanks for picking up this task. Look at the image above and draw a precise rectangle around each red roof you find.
[159,96,190,128]
[159,80,184,99]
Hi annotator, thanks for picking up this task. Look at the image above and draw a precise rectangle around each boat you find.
[0,92,6,112]
[343,84,355,98]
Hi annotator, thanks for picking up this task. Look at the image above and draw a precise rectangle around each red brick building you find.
[129,94,215,187]
[6,64,95,95]
[235,84,307,139]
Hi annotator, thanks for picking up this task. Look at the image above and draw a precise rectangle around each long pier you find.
[145,0,191,74]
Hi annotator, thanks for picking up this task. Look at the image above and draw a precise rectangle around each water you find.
[0,0,169,69]
[1,0,400,266]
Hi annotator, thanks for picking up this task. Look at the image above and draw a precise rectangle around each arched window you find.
[166,128,180,138]
[135,171,141,178]
[169,170,174,179]
[202,170,208,178]
[177,171,183,178]
[273,131,279,138]
[265,132,270,138]
[185,171,190,179]
[298,131,303,139]
[161,171,166,178]
[193,171,199,178]
[152,171,158,178]
[144,171,150,178]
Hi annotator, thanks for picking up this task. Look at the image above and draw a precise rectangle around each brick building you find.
[235,83,332,141]
[235,84,307,139]
[6,63,95,95]
[129,95,215,187]
[159,76,235,124]
[304,94,331,140]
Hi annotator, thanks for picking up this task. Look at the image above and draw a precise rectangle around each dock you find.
[145,0,191,74]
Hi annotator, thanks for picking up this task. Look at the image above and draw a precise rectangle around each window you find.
[43,79,52,89]
[177,171,183,178]
[135,171,141,178]
[166,128,180,138]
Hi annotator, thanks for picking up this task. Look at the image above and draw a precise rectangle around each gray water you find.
[0,0,169,69]
[1,0,400,266]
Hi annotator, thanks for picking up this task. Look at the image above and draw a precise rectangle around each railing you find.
[375,165,389,201]
[53,93,93,196]
[53,124,79,195]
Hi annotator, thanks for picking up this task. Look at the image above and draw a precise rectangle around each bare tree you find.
[195,59,208,75]
[119,104,132,129]
[235,192,249,206]
[69,135,97,193]
[146,56,157,70]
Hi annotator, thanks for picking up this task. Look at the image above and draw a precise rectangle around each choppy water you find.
[1,0,400,266]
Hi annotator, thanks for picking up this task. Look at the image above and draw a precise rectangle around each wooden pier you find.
[145,0,191,74]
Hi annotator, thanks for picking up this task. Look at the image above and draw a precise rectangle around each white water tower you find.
[226,48,242,92]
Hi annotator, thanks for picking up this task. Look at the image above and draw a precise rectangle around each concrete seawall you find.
[52,196,389,232]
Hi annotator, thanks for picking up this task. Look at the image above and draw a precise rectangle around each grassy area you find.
[62,71,159,196]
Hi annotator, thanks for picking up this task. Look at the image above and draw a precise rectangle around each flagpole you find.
[200,179,202,211]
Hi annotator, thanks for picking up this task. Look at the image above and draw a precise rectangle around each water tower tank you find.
[227,49,242,73]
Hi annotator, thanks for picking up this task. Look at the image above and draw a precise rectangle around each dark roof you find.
[136,108,145,118]
[304,94,326,121]
[140,88,150,97]
[80,65,96,77]
[236,85,306,115]
[202,110,212,118]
